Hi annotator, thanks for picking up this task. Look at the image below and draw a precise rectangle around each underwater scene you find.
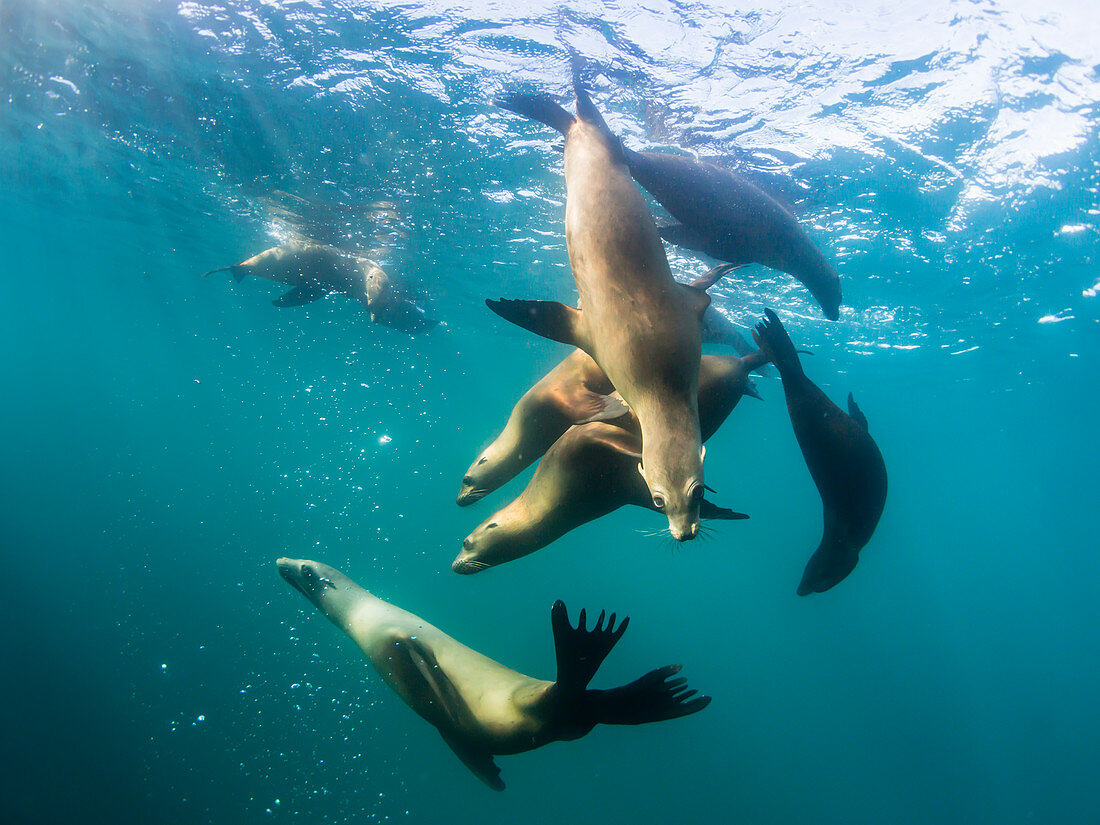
[2,1,1098,823]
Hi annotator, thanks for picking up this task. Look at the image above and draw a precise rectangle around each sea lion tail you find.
[584,664,712,725]
[550,600,628,693]
[752,308,805,379]
[494,93,575,135]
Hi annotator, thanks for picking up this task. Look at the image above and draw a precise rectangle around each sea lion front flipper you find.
[272,283,329,307]
[848,393,869,431]
[439,730,505,792]
[689,263,742,292]
[699,499,749,520]
[658,223,711,254]
[584,664,712,725]
[388,635,475,729]
[551,600,629,694]
[561,389,631,425]
[485,299,588,349]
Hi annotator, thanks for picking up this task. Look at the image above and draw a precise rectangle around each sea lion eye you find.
[477,457,488,466]
[690,484,705,502]
[462,475,474,486]
[652,494,665,510]
[486,522,498,530]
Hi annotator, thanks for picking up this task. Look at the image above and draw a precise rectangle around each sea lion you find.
[752,309,887,594]
[622,149,843,321]
[277,558,710,790]
[457,275,754,507]
[453,351,767,574]
[204,241,434,333]
[491,72,728,540]
[457,349,628,506]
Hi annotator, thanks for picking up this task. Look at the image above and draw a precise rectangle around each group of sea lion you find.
[207,64,887,792]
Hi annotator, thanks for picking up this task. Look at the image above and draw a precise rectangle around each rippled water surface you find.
[2,2,1098,824]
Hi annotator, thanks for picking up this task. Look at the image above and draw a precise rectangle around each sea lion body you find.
[205,241,433,333]
[753,310,887,594]
[492,78,720,540]
[624,149,843,321]
[278,559,709,790]
[457,349,622,506]
[454,352,765,573]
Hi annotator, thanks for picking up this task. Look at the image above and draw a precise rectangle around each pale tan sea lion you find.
[453,350,768,574]
[277,558,710,790]
[457,349,627,505]
[491,72,731,540]
[204,241,434,333]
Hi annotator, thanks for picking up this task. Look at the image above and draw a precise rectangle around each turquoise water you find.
[2,1,1099,823]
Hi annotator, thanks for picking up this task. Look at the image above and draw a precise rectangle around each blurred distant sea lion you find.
[204,241,434,334]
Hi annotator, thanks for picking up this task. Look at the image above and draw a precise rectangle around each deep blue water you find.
[2,1,1099,823]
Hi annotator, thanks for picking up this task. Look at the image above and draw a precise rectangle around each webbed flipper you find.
[485,299,587,349]
[551,600,629,695]
[699,499,749,521]
[439,730,505,792]
[585,664,711,725]
[203,264,248,282]
[658,223,711,254]
[848,393,869,431]
[565,390,631,426]
[494,93,575,136]
[689,263,741,292]
[752,308,805,379]
[273,283,329,307]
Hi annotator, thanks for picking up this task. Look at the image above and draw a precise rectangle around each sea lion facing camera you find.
[492,71,730,541]
[204,241,434,333]
[752,309,887,594]
[453,351,767,574]
[622,149,843,321]
[277,558,710,790]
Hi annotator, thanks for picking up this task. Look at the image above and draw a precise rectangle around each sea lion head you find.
[277,558,357,618]
[452,507,536,574]
[456,445,510,506]
[638,440,706,542]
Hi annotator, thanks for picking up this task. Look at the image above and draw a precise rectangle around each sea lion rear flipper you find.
[752,308,805,379]
[439,731,505,792]
[485,299,588,349]
[272,283,328,307]
[699,499,749,520]
[551,600,629,694]
[584,664,712,725]
[848,393,869,431]
[494,93,575,136]
[202,264,247,282]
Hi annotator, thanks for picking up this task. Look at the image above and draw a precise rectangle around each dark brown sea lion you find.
[623,149,843,321]
[204,241,434,333]
[278,558,710,790]
[491,74,730,540]
[453,351,767,573]
[752,309,887,594]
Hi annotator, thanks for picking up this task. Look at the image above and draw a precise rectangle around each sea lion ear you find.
[700,445,706,462]
[637,462,647,481]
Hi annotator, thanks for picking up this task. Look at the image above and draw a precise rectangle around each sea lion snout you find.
[669,520,700,542]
